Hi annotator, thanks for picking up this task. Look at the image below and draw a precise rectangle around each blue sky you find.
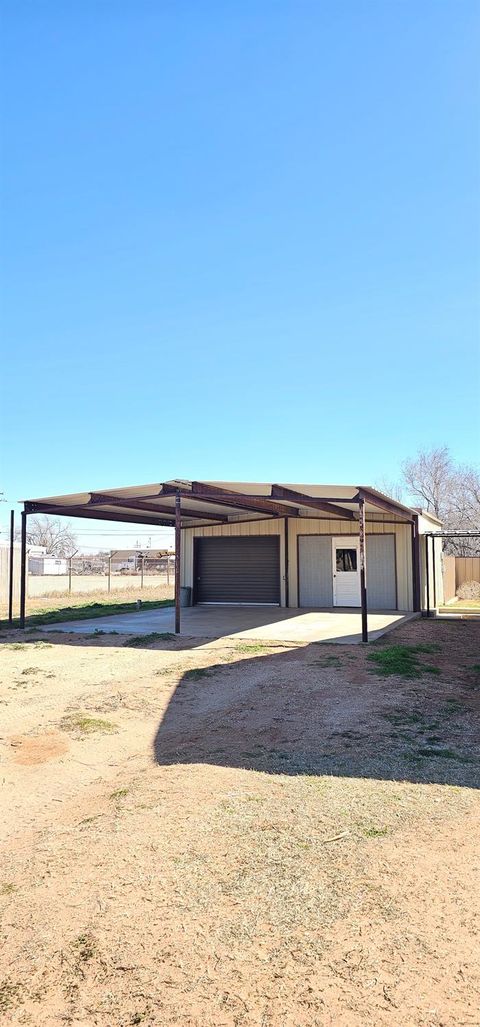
[1,1,479,550]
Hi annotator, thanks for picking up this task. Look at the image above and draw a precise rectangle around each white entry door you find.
[332,538,361,607]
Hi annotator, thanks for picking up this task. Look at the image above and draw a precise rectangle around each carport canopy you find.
[17,480,418,639]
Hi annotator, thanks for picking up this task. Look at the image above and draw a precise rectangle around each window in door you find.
[336,548,357,572]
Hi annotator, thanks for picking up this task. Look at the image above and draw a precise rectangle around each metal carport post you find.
[358,496,368,643]
[19,507,27,629]
[8,509,15,624]
[175,491,181,634]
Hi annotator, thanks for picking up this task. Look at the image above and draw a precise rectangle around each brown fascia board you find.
[161,482,298,518]
[355,487,413,520]
[88,492,229,521]
[23,502,175,528]
[191,480,301,517]
[271,484,356,520]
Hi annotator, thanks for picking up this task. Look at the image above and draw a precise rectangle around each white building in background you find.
[28,548,68,575]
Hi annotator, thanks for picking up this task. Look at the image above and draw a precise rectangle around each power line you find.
[58,530,173,536]
[0,527,173,536]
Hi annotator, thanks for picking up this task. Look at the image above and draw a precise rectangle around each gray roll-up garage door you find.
[194,536,280,604]
[366,534,397,609]
[298,536,333,607]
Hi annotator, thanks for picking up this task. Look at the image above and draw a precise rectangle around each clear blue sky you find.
[1,1,479,549]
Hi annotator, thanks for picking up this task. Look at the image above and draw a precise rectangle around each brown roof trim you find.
[192,480,301,517]
[160,482,298,518]
[24,502,175,528]
[271,484,355,520]
[88,492,229,522]
[355,487,413,521]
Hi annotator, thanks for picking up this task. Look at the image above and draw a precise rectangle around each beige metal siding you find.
[366,535,396,609]
[443,555,456,603]
[417,512,444,608]
[288,518,413,611]
[298,536,333,606]
[419,534,444,610]
[182,514,414,611]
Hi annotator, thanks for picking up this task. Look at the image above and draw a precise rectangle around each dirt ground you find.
[0,618,479,1026]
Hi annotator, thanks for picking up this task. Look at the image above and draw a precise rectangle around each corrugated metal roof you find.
[23,479,418,525]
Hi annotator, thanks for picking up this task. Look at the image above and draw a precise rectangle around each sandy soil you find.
[0,618,479,1026]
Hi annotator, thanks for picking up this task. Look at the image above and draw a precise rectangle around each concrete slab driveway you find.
[45,605,416,643]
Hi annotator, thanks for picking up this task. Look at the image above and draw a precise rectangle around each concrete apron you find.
[43,606,417,645]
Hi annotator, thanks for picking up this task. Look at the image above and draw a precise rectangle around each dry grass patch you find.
[59,712,118,735]
[232,642,272,654]
[71,931,97,963]
[0,639,53,651]
[0,979,23,1015]
[110,787,129,800]
[0,882,16,896]
[123,632,176,647]
[183,666,212,681]
[312,653,344,668]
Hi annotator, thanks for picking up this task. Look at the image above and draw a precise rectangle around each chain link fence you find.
[26,552,175,598]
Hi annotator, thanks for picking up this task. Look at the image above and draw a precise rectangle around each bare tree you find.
[401,446,453,518]
[17,515,78,557]
[401,447,480,555]
[373,477,405,503]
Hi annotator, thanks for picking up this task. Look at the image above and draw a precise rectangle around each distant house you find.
[110,549,174,573]
[28,549,68,575]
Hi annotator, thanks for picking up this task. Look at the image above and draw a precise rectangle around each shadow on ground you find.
[3,618,479,789]
[152,619,480,789]
[11,604,414,645]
